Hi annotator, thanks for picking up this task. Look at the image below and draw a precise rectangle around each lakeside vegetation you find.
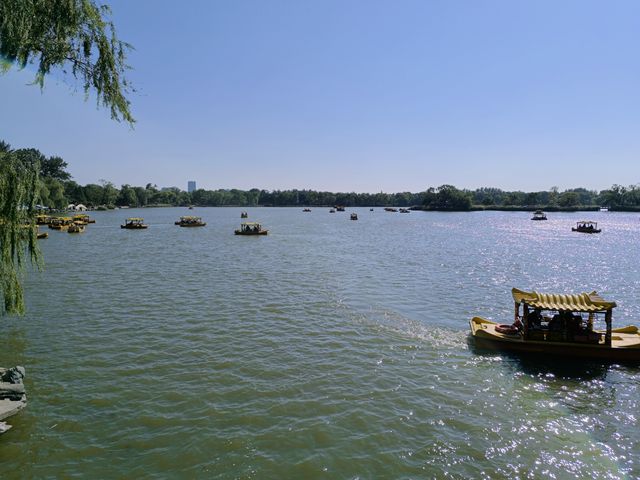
[7,142,639,212]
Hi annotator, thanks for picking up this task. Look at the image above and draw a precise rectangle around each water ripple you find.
[0,208,639,478]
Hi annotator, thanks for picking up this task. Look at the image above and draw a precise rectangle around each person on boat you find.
[512,318,523,332]
[549,312,562,331]
[568,313,583,334]
[528,308,543,329]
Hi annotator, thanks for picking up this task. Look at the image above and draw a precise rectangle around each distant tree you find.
[564,187,597,206]
[525,192,538,206]
[133,186,148,206]
[117,185,138,207]
[99,179,118,206]
[64,180,87,205]
[425,185,471,210]
[503,191,526,206]
[41,156,71,181]
[558,191,580,207]
[622,184,640,206]
[597,184,625,208]
[41,177,67,209]
[83,183,104,206]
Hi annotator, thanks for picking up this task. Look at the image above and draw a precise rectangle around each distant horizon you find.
[61,176,631,196]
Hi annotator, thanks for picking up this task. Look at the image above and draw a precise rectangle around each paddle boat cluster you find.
[37,214,96,236]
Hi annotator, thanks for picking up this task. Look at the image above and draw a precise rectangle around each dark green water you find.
[1,208,639,478]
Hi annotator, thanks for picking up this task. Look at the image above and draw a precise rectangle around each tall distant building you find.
[187,180,196,193]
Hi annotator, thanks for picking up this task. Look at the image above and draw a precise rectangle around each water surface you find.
[1,208,639,478]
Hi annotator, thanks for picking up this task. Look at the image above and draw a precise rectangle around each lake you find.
[1,208,639,478]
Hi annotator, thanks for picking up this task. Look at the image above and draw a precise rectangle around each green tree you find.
[83,183,104,206]
[598,184,625,208]
[622,184,640,206]
[117,184,138,207]
[0,0,134,314]
[0,148,41,314]
[45,178,67,209]
[99,179,118,206]
[133,186,148,207]
[425,185,471,210]
[0,0,134,124]
[558,191,580,207]
[525,192,538,207]
[548,186,560,206]
[13,148,46,170]
[64,180,87,205]
[41,156,71,181]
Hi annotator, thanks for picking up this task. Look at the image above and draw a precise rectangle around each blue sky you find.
[1,0,639,192]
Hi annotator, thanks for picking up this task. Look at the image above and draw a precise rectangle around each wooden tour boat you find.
[384,207,398,212]
[121,218,148,229]
[335,206,346,212]
[399,208,410,213]
[68,223,85,233]
[235,222,268,235]
[350,213,358,220]
[73,214,95,224]
[241,211,248,218]
[531,210,547,221]
[470,288,640,362]
[572,221,600,233]
[175,216,206,227]
[303,208,311,212]
[48,217,73,230]
[35,215,51,225]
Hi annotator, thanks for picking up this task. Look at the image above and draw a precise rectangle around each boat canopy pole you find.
[605,309,612,346]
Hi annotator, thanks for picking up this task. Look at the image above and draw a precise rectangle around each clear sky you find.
[1,0,639,193]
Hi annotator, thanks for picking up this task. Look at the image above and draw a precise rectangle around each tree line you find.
[3,142,639,210]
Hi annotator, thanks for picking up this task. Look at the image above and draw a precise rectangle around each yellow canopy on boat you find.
[512,288,616,312]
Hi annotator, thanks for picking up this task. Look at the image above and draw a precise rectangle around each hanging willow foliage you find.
[0,0,135,124]
[0,149,42,315]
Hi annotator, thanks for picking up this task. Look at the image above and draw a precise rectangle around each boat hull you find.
[572,228,601,233]
[234,230,268,235]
